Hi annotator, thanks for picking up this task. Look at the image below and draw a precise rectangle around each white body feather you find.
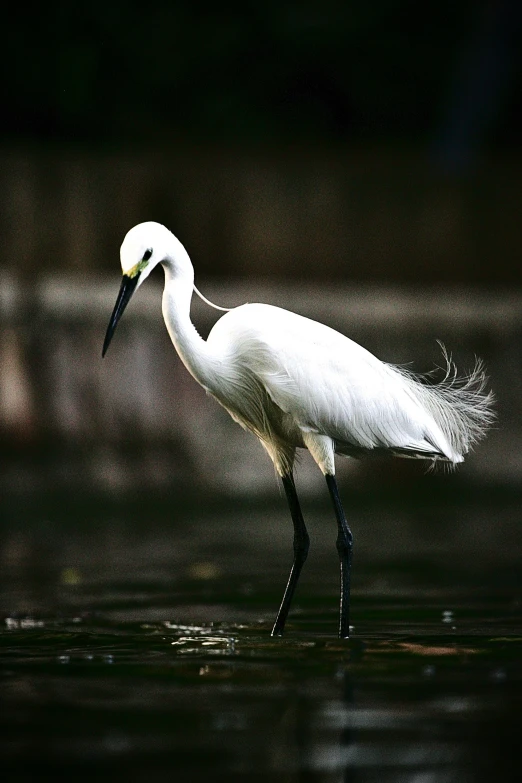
[203,303,492,475]
[122,222,494,479]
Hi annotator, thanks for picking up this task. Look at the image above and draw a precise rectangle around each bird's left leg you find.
[271,472,310,636]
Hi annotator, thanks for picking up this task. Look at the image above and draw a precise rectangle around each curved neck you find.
[161,259,219,390]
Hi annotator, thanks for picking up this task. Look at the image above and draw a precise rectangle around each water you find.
[1,489,521,782]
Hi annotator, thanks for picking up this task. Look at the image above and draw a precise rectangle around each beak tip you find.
[101,335,111,358]
[102,273,138,360]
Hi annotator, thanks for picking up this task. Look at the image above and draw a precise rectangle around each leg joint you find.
[294,531,310,559]
[336,531,353,558]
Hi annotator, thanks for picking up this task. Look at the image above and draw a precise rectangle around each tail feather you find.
[394,343,495,463]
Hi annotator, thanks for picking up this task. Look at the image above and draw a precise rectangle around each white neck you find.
[160,258,220,390]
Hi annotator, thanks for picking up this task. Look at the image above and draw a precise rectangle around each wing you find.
[208,304,452,457]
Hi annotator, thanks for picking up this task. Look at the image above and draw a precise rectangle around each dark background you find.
[5,1,521,151]
[1,1,520,492]
[2,1,522,285]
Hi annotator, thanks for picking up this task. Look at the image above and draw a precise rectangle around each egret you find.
[102,221,494,638]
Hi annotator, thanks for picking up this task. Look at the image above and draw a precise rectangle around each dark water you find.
[1,490,521,782]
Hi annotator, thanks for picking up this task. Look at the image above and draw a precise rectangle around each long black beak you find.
[102,274,140,357]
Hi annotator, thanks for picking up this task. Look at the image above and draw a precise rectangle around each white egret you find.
[102,221,494,638]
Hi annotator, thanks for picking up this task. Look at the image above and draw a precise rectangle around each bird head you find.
[102,221,173,357]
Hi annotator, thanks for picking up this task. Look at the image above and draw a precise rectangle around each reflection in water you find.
[0,495,521,781]
[1,614,519,781]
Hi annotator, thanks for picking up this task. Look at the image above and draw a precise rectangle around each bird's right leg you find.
[325,474,353,639]
[271,472,310,636]
[301,432,353,639]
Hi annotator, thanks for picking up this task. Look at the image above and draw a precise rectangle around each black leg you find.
[271,472,310,636]
[325,474,353,639]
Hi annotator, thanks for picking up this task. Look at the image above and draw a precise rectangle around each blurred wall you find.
[0,145,519,497]
[2,1,521,496]
[1,147,521,284]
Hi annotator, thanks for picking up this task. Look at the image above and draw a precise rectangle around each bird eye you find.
[142,248,153,262]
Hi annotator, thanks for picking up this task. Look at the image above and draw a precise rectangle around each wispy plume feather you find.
[392,342,495,463]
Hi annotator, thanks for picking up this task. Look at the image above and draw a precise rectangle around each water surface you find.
[1,490,521,782]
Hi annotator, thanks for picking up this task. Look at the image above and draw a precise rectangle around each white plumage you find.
[203,303,491,471]
[102,221,494,638]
